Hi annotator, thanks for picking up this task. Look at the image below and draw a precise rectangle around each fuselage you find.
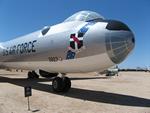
[0,11,135,73]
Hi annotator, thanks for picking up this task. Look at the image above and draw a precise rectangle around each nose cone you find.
[105,20,135,64]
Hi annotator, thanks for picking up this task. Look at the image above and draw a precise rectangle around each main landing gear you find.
[27,71,71,92]
[52,76,71,92]
[28,71,39,79]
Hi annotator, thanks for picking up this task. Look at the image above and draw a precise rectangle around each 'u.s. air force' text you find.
[3,40,37,56]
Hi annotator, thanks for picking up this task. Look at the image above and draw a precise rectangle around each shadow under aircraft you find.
[0,75,150,108]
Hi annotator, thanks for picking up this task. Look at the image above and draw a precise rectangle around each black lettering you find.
[20,43,24,54]
[55,57,58,62]
[48,57,61,62]
[32,40,37,52]
[24,43,28,53]
[3,40,37,56]
[20,44,24,54]
[27,42,32,53]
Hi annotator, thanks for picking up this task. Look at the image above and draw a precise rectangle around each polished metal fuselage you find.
[0,20,134,73]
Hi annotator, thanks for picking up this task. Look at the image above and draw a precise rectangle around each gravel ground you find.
[0,70,150,113]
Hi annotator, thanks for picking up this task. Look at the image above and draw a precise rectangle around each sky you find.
[0,0,149,68]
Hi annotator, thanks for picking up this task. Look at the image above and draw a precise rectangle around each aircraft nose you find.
[105,20,135,64]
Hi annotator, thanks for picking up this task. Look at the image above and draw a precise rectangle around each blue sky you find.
[0,0,149,68]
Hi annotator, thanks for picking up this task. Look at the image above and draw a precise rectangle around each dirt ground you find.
[0,69,150,113]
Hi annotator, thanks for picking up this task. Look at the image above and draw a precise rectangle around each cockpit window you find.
[64,11,104,22]
[41,26,50,35]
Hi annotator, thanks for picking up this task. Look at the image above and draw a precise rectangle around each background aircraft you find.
[99,65,119,76]
[0,11,135,92]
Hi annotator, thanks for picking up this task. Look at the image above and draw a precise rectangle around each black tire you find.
[28,71,39,79]
[31,71,39,78]
[28,71,34,79]
[62,77,71,92]
[52,77,64,92]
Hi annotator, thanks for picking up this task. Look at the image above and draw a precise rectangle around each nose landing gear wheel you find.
[52,77,71,93]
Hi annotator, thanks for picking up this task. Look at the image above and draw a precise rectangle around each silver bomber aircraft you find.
[0,11,135,92]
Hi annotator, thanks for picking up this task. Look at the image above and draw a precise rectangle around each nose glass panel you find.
[106,32,135,64]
